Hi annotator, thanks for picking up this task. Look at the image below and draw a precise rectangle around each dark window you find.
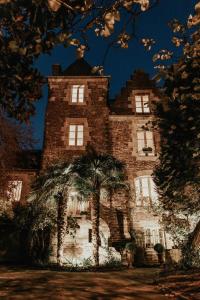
[88,229,92,243]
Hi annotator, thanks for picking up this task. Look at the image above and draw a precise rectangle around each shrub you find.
[154,243,164,253]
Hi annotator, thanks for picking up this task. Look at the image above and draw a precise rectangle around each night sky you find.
[32,0,196,149]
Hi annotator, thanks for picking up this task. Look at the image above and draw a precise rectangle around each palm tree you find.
[72,149,126,267]
[30,161,72,266]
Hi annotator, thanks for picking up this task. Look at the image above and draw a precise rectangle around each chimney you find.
[52,64,61,76]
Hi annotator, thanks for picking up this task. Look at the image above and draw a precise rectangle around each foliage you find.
[125,241,136,252]
[66,215,80,238]
[154,243,164,253]
[152,4,200,260]
[72,148,127,198]
[0,0,159,120]
[0,111,35,192]
[103,256,122,268]
[112,240,127,254]
[0,203,54,263]
[180,236,200,269]
[71,147,127,266]
[30,161,72,201]
[30,160,73,265]
[153,3,200,248]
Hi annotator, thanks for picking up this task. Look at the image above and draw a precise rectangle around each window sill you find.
[136,155,157,162]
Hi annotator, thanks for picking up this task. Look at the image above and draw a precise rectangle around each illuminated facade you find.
[7,59,174,265]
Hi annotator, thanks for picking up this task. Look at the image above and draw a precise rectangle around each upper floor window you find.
[134,176,158,206]
[7,180,22,202]
[71,85,84,103]
[135,95,150,113]
[137,130,155,156]
[69,125,84,146]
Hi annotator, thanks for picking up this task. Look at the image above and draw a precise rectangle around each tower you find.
[42,58,110,168]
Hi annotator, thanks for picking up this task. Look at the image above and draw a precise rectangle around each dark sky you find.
[32,0,196,149]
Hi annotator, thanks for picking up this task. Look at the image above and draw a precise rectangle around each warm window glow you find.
[71,85,84,103]
[144,229,164,248]
[7,180,22,202]
[135,95,150,113]
[67,191,89,215]
[135,176,158,206]
[137,130,155,156]
[69,125,84,146]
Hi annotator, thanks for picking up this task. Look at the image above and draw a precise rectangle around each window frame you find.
[136,130,155,156]
[134,176,158,207]
[68,124,84,146]
[71,85,85,104]
[135,94,150,114]
[144,228,164,248]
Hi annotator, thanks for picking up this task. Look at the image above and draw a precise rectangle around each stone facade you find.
[4,59,174,265]
[42,76,110,168]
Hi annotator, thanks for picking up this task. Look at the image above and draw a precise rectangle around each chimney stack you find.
[52,64,61,76]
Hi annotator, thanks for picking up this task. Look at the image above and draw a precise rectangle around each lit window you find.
[69,125,84,146]
[145,229,152,247]
[7,180,22,202]
[144,229,164,248]
[134,176,158,206]
[68,191,89,215]
[71,85,84,103]
[135,95,150,113]
[137,130,155,156]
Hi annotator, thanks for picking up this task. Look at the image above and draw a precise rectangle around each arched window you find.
[134,176,158,206]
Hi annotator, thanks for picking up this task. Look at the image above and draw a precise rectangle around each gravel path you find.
[0,266,170,300]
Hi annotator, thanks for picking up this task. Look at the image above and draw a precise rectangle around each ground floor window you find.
[136,229,165,248]
[7,180,22,202]
[144,228,164,248]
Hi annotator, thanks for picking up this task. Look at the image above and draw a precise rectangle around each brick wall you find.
[42,76,110,168]
[5,170,37,204]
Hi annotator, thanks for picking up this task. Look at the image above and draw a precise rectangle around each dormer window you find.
[135,95,150,113]
[71,85,84,103]
[69,125,84,146]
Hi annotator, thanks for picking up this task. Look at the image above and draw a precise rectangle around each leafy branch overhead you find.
[153,4,200,216]
[0,0,159,121]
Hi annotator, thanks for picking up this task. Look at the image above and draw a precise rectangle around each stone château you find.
[5,58,174,265]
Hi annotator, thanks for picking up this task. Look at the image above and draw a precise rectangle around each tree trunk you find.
[191,219,200,249]
[91,192,100,267]
[56,192,68,267]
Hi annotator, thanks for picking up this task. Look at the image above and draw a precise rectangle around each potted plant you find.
[142,147,153,154]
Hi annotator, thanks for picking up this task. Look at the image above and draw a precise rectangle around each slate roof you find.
[62,58,95,76]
